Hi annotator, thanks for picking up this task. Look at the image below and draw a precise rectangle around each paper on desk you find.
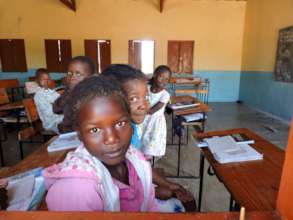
[6,174,35,206]
[48,131,81,152]
[205,136,242,154]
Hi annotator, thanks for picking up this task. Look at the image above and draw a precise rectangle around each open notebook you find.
[169,101,200,110]
[6,167,45,211]
[47,131,81,152]
[204,136,263,164]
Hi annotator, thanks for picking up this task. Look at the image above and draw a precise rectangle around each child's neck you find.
[105,161,129,185]
[150,84,163,93]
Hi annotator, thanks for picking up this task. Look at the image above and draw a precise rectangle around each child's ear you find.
[75,127,83,142]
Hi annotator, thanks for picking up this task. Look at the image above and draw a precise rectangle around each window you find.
[168,41,194,74]
[45,39,72,73]
[0,39,27,72]
[128,40,155,74]
[84,40,111,73]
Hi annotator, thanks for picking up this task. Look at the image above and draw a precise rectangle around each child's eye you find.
[129,97,138,102]
[116,121,126,128]
[90,127,100,133]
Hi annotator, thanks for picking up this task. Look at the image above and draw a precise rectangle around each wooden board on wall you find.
[274,26,293,82]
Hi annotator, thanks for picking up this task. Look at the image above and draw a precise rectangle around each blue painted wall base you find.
[239,71,293,121]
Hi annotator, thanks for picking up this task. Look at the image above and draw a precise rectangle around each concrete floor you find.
[0,102,290,212]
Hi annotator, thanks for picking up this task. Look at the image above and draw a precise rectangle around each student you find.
[53,56,95,133]
[33,69,63,133]
[102,64,149,150]
[44,76,157,211]
[102,64,194,210]
[25,68,46,95]
[142,65,171,157]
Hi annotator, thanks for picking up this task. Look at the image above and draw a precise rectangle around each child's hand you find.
[155,186,173,200]
[168,183,194,203]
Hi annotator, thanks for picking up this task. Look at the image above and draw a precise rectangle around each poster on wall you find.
[274,26,293,82]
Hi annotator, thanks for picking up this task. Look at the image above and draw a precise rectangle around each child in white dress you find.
[142,65,171,157]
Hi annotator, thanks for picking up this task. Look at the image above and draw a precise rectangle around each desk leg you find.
[177,134,181,176]
[0,138,4,166]
[202,113,206,132]
[229,196,234,211]
[171,111,174,145]
[198,152,205,211]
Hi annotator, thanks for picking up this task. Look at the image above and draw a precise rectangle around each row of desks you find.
[0,95,285,217]
[0,129,284,213]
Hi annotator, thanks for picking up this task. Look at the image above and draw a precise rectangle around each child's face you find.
[37,73,50,89]
[122,79,149,124]
[154,71,170,90]
[78,97,132,166]
[67,62,92,90]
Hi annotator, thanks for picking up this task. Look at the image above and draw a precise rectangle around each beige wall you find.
[241,0,293,71]
[0,0,246,71]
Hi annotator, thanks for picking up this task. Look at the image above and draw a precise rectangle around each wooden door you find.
[180,41,194,74]
[59,40,72,73]
[45,40,60,72]
[0,39,27,72]
[168,40,194,74]
[45,39,72,73]
[128,40,142,70]
[12,39,27,72]
[84,40,98,73]
[99,40,111,72]
[168,41,180,73]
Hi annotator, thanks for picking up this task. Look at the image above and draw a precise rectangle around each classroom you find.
[0,0,293,219]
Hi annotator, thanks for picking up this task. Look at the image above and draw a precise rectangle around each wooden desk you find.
[170,96,211,116]
[0,101,24,111]
[0,211,282,220]
[193,128,285,212]
[0,137,69,178]
[167,96,210,179]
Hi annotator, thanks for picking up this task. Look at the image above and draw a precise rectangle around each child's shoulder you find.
[44,147,102,182]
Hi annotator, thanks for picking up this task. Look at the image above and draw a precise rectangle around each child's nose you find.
[104,128,119,145]
[138,99,149,110]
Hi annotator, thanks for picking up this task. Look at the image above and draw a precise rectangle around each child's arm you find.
[148,91,170,115]
[152,169,194,202]
[46,178,103,211]
[148,102,165,115]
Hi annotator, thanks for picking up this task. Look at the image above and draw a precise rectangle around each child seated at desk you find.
[34,69,63,133]
[53,56,95,133]
[44,76,157,212]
